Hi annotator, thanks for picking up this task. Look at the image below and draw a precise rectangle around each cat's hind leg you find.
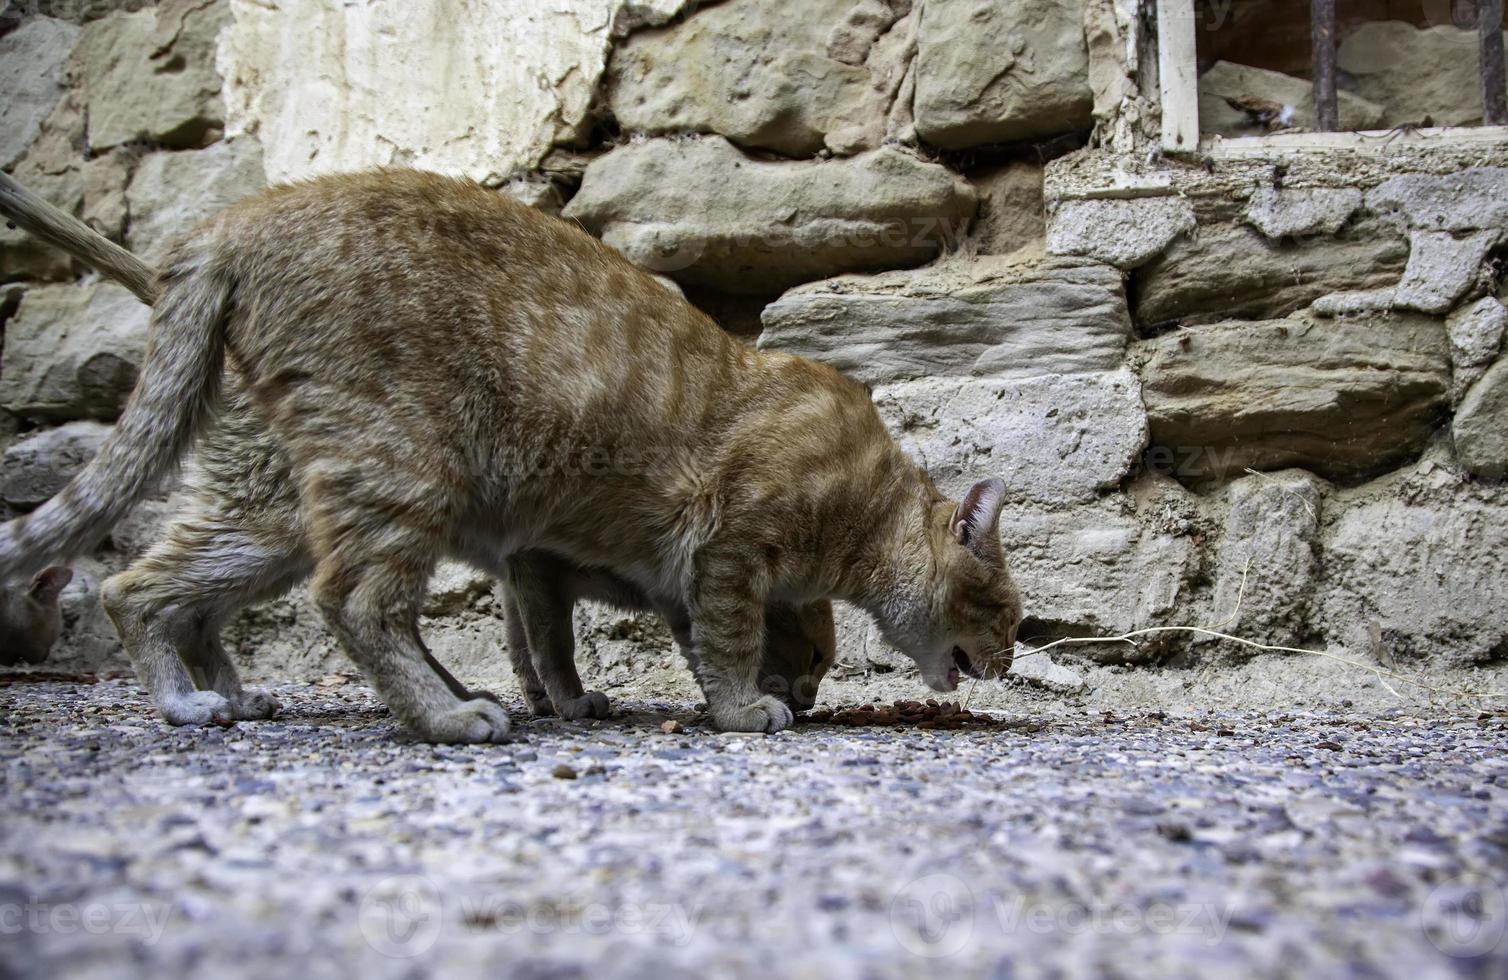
[504,554,610,721]
[305,463,511,744]
[501,587,555,716]
[102,504,309,725]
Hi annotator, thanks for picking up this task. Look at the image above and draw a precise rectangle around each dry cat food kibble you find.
[801,699,1003,731]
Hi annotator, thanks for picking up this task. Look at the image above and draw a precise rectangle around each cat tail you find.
[0,248,231,583]
[0,171,160,305]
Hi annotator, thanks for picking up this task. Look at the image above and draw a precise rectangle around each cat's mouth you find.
[928,647,982,692]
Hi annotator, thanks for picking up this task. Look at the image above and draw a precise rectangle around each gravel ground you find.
[1,678,1506,979]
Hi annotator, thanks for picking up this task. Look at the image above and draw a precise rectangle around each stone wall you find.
[2,0,1505,687]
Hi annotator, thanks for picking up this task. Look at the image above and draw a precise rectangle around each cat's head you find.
[889,478,1021,692]
[759,599,837,711]
[0,567,73,667]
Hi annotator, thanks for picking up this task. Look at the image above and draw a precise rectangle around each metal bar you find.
[1311,0,1338,132]
[1482,0,1508,125]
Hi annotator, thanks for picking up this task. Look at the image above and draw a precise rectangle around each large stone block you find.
[0,283,151,421]
[0,166,82,284]
[125,138,266,264]
[607,0,903,157]
[1047,195,1195,270]
[757,251,1130,385]
[1447,298,1507,402]
[72,1,230,151]
[563,137,975,292]
[914,0,1092,148]
[1454,359,1508,481]
[0,17,80,169]
[998,488,1199,649]
[1137,312,1450,483]
[221,0,694,183]
[969,161,1045,256]
[1309,229,1499,319]
[874,369,1147,506]
[758,250,1143,506]
[1305,172,1508,319]
[0,420,111,509]
[1207,469,1325,648]
[1134,218,1408,326]
[1244,187,1362,240]
[1320,459,1508,663]
[1338,22,1505,128]
[1,90,87,284]
[1366,167,1508,234]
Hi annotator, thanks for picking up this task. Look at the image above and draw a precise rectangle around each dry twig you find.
[1009,557,1504,702]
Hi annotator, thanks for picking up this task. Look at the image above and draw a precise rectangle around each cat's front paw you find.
[558,690,611,721]
[419,698,513,744]
[160,690,234,726]
[712,695,793,734]
[230,688,281,720]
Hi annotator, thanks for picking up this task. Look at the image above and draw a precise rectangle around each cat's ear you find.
[28,567,72,605]
[949,478,1006,555]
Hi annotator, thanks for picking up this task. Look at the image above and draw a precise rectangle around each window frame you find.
[1153,0,1508,158]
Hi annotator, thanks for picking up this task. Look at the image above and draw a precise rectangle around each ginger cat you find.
[0,169,1020,742]
[0,171,835,725]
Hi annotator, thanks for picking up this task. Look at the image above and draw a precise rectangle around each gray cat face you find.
[0,567,72,667]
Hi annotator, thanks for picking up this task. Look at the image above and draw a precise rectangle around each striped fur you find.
[0,172,158,304]
[0,255,229,579]
[0,169,1021,740]
[0,172,835,727]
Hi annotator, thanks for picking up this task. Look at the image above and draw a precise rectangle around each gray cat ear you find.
[29,566,72,604]
[949,478,1006,551]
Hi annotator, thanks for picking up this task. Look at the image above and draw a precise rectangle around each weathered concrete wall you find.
[1038,78,1508,667]
[3,0,1505,702]
[219,0,695,184]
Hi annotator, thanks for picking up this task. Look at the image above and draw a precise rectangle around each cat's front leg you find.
[689,559,792,734]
